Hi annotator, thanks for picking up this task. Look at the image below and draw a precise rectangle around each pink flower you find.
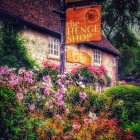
[42,75,49,82]
[96,69,102,75]
[57,74,66,79]
[57,79,62,85]
[93,119,97,125]
[24,71,33,79]
[66,80,70,85]
[44,88,49,95]
[72,124,81,130]
[57,100,64,106]
[55,114,62,120]
[99,65,107,73]
[90,66,97,73]
[27,78,33,84]
[71,68,77,75]
[60,87,66,94]
[79,92,87,99]
[16,93,23,101]
[61,74,66,79]
[16,86,22,92]
[55,64,60,70]
[84,118,90,125]
[65,108,69,114]
[29,104,35,111]
[8,80,16,87]
[54,92,63,100]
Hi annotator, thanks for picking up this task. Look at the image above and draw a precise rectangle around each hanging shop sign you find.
[66,5,101,44]
[66,47,92,65]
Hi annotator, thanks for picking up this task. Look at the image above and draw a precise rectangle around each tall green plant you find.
[0,19,35,69]
[102,0,140,79]
[0,84,36,139]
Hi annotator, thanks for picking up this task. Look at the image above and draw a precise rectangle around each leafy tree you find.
[101,0,140,80]
[0,19,35,69]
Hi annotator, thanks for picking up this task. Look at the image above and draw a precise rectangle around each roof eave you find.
[86,42,121,56]
[0,8,61,38]
[0,9,121,56]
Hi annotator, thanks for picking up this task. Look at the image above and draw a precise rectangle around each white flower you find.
[64,71,68,74]
[49,105,54,109]
[81,84,85,88]
[33,66,39,71]
[77,81,85,88]
[88,112,97,119]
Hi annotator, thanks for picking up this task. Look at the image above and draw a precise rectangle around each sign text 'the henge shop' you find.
[66,5,101,44]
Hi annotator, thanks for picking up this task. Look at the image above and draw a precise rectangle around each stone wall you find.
[20,29,117,86]
[102,52,117,85]
[20,29,50,66]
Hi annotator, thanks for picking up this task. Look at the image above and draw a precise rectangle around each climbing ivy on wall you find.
[0,18,36,69]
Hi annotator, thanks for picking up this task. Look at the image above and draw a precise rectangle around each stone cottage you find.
[0,0,120,90]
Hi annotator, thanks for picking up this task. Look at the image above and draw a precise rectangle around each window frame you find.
[48,37,60,58]
[93,49,102,66]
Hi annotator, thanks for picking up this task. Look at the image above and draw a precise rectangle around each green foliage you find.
[104,84,140,138]
[126,121,140,139]
[65,85,107,115]
[102,0,140,78]
[0,84,36,140]
[104,84,140,120]
[0,19,36,69]
[37,67,59,84]
[74,67,95,84]
[66,85,81,104]
[114,29,140,77]
[71,65,111,87]
[102,0,139,36]
[87,91,108,114]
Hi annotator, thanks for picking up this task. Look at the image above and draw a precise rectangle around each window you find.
[94,50,101,65]
[48,37,60,57]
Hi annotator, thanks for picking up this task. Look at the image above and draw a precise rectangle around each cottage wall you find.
[0,18,117,86]
[102,52,117,85]
[20,29,117,86]
[20,29,50,65]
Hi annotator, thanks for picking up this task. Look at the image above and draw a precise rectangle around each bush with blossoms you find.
[37,61,60,84]
[71,65,112,87]
[0,65,139,140]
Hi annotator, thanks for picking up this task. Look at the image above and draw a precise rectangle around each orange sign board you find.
[66,48,92,65]
[66,5,101,44]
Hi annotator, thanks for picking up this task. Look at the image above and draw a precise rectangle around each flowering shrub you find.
[71,65,111,87]
[36,114,137,140]
[38,61,60,84]
[43,61,60,70]
[0,84,36,139]
[0,66,138,139]
[0,66,46,114]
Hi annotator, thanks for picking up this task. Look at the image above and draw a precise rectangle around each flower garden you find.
[0,64,140,140]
